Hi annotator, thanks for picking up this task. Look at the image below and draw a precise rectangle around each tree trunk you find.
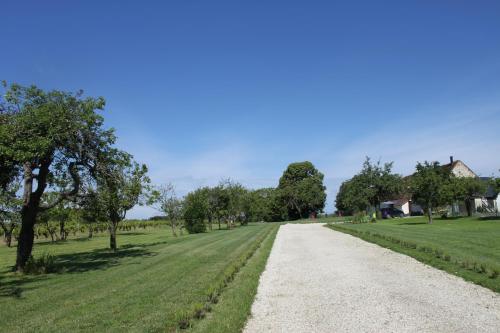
[171,219,177,237]
[427,206,433,224]
[16,207,36,272]
[218,217,221,230]
[59,220,66,240]
[208,216,212,231]
[1,223,13,247]
[109,222,117,251]
[465,199,472,217]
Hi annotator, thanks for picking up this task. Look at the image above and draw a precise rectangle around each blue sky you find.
[2,1,500,217]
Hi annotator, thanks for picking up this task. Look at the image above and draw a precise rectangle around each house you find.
[386,157,498,216]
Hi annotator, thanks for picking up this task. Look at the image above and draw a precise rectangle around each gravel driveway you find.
[244,223,500,333]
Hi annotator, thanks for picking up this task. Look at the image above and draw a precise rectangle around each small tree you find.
[209,185,229,229]
[222,179,247,228]
[448,177,486,216]
[183,189,207,233]
[149,184,184,237]
[95,153,149,251]
[410,161,452,224]
[0,181,21,247]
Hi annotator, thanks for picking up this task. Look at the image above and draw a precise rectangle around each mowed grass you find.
[327,216,500,292]
[0,223,278,332]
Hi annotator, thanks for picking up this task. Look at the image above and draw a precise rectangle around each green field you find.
[0,223,279,332]
[327,216,500,292]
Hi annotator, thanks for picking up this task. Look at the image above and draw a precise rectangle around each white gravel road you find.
[244,223,500,333]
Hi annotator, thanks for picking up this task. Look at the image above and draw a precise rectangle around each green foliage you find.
[0,82,121,269]
[410,161,453,223]
[445,176,487,216]
[92,154,150,249]
[149,183,184,236]
[277,161,326,220]
[183,189,208,233]
[24,253,56,275]
[336,157,403,214]
[243,188,286,222]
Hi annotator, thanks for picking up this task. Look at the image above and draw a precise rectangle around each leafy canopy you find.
[278,161,326,219]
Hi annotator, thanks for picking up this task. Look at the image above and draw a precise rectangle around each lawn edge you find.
[325,223,500,293]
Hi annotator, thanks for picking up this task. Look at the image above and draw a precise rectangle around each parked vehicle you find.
[381,207,405,218]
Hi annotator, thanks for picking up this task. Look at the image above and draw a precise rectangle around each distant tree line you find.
[149,161,327,234]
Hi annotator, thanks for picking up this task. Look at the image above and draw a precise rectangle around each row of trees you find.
[336,157,497,224]
[150,161,328,234]
[1,83,328,272]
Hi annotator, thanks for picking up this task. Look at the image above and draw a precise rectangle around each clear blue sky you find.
[2,1,500,217]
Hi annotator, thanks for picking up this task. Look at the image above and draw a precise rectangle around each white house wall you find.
[451,161,476,178]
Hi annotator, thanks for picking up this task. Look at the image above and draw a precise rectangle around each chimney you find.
[450,156,454,164]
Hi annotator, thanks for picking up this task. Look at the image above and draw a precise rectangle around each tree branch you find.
[39,162,80,211]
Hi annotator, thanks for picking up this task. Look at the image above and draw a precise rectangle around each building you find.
[386,157,498,216]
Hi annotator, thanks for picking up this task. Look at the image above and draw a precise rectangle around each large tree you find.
[277,161,326,220]
[335,158,404,216]
[0,83,116,271]
[410,161,452,224]
[335,177,370,215]
[358,158,404,212]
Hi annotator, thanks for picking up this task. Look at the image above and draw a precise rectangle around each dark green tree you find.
[335,158,404,216]
[277,161,326,220]
[335,177,370,214]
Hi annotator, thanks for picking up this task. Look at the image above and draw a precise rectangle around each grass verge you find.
[188,224,279,333]
[326,217,500,292]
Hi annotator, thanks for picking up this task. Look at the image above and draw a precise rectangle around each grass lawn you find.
[0,223,279,332]
[327,216,500,292]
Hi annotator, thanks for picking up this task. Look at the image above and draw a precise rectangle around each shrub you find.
[352,212,369,224]
[24,253,57,274]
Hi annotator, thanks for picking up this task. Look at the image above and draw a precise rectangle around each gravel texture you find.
[243,223,500,333]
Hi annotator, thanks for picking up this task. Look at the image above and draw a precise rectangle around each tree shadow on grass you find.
[478,216,500,221]
[0,244,156,298]
[0,265,51,298]
[397,222,428,225]
[54,244,156,273]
